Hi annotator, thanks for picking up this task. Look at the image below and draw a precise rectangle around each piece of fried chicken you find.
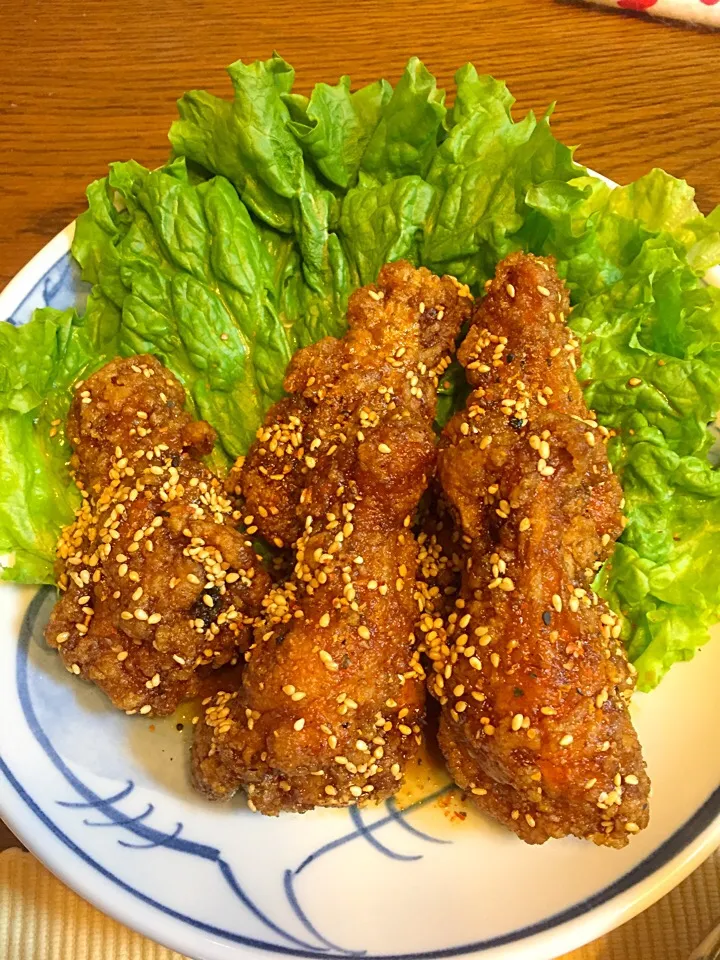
[45,356,271,716]
[192,261,472,812]
[424,252,650,846]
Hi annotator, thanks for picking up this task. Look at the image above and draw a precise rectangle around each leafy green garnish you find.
[0,308,110,582]
[2,56,720,691]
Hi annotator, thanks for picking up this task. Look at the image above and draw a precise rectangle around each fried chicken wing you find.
[425,252,650,846]
[192,261,472,812]
[45,356,270,716]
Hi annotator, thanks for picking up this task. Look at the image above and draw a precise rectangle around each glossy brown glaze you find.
[45,355,270,716]
[422,253,650,846]
[192,261,471,812]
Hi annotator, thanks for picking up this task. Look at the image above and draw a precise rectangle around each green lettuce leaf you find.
[422,64,583,287]
[0,309,106,583]
[360,58,446,182]
[339,173,436,285]
[73,158,293,461]
[285,76,391,189]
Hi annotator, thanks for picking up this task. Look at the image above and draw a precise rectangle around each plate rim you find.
[1,206,719,960]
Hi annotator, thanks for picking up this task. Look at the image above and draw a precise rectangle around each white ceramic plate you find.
[1,214,719,960]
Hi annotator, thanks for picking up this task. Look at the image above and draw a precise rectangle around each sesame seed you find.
[148,613,162,625]
[378,443,391,454]
[291,691,307,701]
[559,734,574,746]
[525,813,536,828]
[55,632,70,644]
[506,283,515,298]
[325,785,337,796]
[627,378,642,388]
[519,517,531,532]
[537,285,550,296]
[625,774,639,785]
[552,594,563,613]
[624,822,640,833]
[585,779,597,790]
[134,609,148,621]
[511,713,524,731]
[140,705,152,715]
[350,785,363,798]
[71,663,81,675]
[293,718,305,731]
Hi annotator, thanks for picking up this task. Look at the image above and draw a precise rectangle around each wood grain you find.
[1,0,719,291]
[0,0,719,849]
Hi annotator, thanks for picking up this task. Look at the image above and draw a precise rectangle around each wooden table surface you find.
[0,0,718,852]
[1,0,719,291]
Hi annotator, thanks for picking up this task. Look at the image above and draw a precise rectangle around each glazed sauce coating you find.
[45,356,270,716]
[192,261,472,813]
[422,253,650,846]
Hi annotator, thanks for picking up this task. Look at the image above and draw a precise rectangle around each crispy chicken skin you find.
[423,252,650,846]
[192,261,471,812]
[45,356,270,716]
